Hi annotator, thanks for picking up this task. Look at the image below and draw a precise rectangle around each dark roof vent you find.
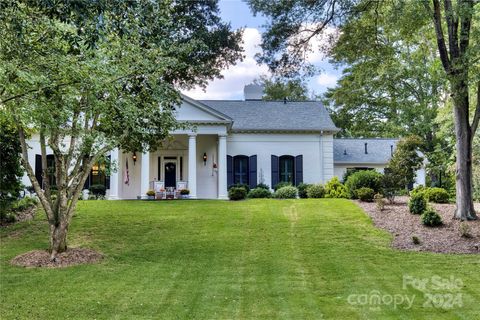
[283,97,287,104]
[390,145,393,156]
[344,149,347,155]
[364,142,368,154]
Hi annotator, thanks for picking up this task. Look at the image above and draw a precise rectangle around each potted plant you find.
[180,189,190,199]
[146,189,155,200]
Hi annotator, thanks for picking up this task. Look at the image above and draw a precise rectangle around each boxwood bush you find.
[408,193,427,214]
[421,208,443,227]
[248,187,272,198]
[273,182,291,191]
[424,187,449,203]
[228,187,247,201]
[274,186,297,199]
[306,184,325,198]
[345,170,383,199]
[228,183,250,193]
[297,183,312,198]
[256,183,270,190]
[357,187,375,202]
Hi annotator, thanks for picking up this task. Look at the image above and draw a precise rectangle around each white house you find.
[22,85,425,199]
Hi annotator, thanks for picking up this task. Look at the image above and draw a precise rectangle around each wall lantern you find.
[203,152,207,166]
[132,152,137,165]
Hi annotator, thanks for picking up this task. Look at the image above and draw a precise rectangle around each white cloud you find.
[316,73,338,87]
[183,28,270,100]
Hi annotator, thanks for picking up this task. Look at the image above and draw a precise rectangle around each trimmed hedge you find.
[345,170,383,199]
[274,186,297,199]
[424,187,449,203]
[256,183,270,190]
[306,184,325,198]
[228,187,247,201]
[248,188,272,198]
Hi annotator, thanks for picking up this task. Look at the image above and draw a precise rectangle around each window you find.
[279,155,295,184]
[233,156,249,185]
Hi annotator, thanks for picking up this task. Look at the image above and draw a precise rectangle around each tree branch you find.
[426,0,452,73]
[443,0,459,59]
[472,81,480,137]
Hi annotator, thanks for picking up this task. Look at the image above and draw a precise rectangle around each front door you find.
[164,162,176,188]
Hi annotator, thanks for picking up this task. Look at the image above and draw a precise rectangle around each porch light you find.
[132,152,137,165]
[203,152,207,165]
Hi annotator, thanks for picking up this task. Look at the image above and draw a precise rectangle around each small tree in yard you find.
[385,136,424,194]
[0,1,242,260]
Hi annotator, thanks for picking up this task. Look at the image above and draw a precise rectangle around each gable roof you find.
[334,138,398,164]
[199,100,339,132]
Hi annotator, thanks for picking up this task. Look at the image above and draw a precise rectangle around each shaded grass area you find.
[1,199,479,319]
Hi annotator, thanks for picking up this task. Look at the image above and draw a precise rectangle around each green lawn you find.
[1,199,479,319]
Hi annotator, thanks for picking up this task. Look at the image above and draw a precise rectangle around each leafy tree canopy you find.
[0,0,243,258]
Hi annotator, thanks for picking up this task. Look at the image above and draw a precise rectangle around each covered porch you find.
[107,131,228,200]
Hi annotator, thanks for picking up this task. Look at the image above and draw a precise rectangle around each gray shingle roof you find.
[199,100,339,132]
[334,138,398,164]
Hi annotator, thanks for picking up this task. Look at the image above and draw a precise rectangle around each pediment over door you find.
[175,94,232,124]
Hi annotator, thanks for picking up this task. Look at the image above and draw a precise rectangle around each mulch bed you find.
[0,206,37,227]
[356,196,480,254]
[11,248,103,268]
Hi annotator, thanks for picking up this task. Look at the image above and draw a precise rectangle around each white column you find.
[218,134,228,199]
[140,151,150,199]
[188,134,197,199]
[108,148,120,200]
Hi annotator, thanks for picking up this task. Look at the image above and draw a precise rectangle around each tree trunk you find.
[452,79,477,220]
[49,221,68,260]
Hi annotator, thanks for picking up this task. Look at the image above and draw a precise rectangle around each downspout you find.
[320,130,324,183]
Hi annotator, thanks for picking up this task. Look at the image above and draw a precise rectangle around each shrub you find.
[408,193,427,215]
[256,183,270,190]
[297,183,311,199]
[421,208,443,227]
[459,222,472,238]
[374,193,385,211]
[306,184,325,198]
[356,187,375,202]
[410,185,426,197]
[274,186,298,199]
[180,189,190,195]
[89,184,106,196]
[12,197,38,211]
[228,183,250,193]
[412,236,421,245]
[248,188,272,198]
[273,181,291,191]
[228,187,247,201]
[345,170,383,199]
[424,187,449,203]
[324,177,349,198]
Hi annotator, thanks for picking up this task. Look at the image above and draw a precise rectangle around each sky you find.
[184,0,343,100]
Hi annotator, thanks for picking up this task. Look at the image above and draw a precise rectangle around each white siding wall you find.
[226,133,333,187]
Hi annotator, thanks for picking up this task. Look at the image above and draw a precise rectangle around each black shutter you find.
[105,155,111,189]
[227,155,233,187]
[35,154,43,189]
[249,155,257,189]
[271,155,279,188]
[295,155,303,186]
